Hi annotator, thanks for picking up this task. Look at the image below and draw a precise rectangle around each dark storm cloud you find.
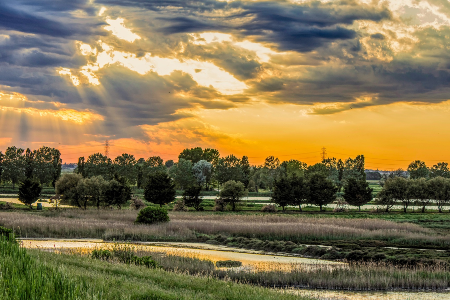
[0,3,85,37]
[98,0,391,52]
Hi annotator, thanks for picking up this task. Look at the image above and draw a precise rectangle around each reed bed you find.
[0,210,447,248]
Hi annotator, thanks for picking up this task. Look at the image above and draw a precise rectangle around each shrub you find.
[134,256,158,268]
[136,206,170,224]
[216,260,242,268]
[261,204,277,213]
[0,202,14,210]
[213,198,226,211]
[130,196,146,210]
[172,199,188,212]
[91,249,112,260]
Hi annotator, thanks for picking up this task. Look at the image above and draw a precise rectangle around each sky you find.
[1,0,450,169]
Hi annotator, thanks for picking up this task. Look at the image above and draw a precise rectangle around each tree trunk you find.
[385,206,389,212]
[298,205,302,212]
[232,202,236,211]
[422,205,425,213]
[319,204,322,212]
[403,206,407,213]
[359,206,361,212]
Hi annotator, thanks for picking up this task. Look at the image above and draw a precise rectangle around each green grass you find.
[0,236,99,300]
[29,250,309,300]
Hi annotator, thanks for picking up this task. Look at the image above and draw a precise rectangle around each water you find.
[21,239,342,272]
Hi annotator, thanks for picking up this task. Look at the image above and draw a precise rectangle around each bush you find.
[136,206,170,224]
[261,204,277,213]
[0,202,14,210]
[0,226,14,238]
[91,249,112,260]
[172,199,188,212]
[130,196,146,210]
[134,256,158,268]
[216,260,242,268]
[213,198,226,211]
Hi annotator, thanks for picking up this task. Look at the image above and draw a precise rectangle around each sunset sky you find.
[1,0,450,169]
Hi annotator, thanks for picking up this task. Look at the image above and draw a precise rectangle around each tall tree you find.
[430,162,450,178]
[144,171,176,207]
[18,178,42,209]
[290,174,309,212]
[169,158,196,190]
[84,153,113,180]
[2,146,25,188]
[0,151,3,185]
[281,159,307,178]
[113,153,137,185]
[343,178,373,211]
[240,156,251,187]
[219,180,247,211]
[342,155,366,182]
[408,178,431,213]
[182,185,203,211]
[55,174,83,208]
[272,176,292,211]
[408,160,429,179]
[178,147,204,164]
[215,155,245,186]
[103,175,132,209]
[377,177,409,212]
[428,177,450,213]
[202,148,220,165]
[307,173,337,211]
[192,160,212,187]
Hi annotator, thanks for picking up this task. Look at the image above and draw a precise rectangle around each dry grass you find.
[0,210,447,247]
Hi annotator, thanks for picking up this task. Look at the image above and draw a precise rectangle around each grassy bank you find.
[0,235,99,300]
[28,249,308,300]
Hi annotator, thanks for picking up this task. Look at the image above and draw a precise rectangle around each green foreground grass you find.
[0,234,309,300]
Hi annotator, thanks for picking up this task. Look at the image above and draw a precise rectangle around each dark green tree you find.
[343,178,373,211]
[169,158,196,190]
[144,171,176,207]
[281,160,307,178]
[103,175,132,209]
[182,185,203,211]
[219,180,247,211]
[140,156,166,187]
[2,146,25,188]
[84,153,113,180]
[290,174,309,212]
[408,178,431,213]
[18,178,42,209]
[307,173,338,211]
[272,176,292,211]
[214,155,245,186]
[428,177,450,213]
[113,153,137,185]
[178,147,204,163]
[377,177,408,212]
[165,160,174,169]
[55,174,83,208]
[430,162,450,178]
[408,160,429,179]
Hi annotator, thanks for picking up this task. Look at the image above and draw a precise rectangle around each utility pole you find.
[321,147,327,161]
[105,140,110,158]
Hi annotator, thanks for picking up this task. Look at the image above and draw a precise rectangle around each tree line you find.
[0,146,62,188]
